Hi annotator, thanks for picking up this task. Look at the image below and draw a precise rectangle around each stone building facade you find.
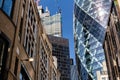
[104,1,120,80]
[0,0,60,80]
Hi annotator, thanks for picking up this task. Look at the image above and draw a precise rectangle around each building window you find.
[24,13,36,57]
[0,35,9,79]
[19,0,26,42]
[19,18,23,41]
[20,66,30,80]
[0,0,3,7]
[2,0,14,16]
[14,57,19,75]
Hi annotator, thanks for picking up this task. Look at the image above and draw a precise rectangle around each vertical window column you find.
[19,0,25,42]
[0,35,9,80]
[14,57,19,76]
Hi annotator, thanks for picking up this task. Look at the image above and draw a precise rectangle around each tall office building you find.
[74,0,111,79]
[38,6,62,37]
[48,35,71,80]
[104,0,120,80]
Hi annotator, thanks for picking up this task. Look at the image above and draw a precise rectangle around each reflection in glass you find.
[0,35,9,80]
[2,0,13,16]
[0,0,3,7]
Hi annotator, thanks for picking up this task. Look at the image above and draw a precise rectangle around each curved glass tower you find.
[74,0,111,80]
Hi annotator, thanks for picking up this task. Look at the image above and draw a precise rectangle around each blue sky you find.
[39,0,75,63]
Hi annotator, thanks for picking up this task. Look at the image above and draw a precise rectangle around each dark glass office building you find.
[74,0,111,79]
[48,35,71,80]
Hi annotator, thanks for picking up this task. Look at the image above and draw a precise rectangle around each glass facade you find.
[75,0,111,27]
[41,13,62,37]
[74,0,111,80]
[0,0,3,7]
[48,35,70,80]
[0,0,14,16]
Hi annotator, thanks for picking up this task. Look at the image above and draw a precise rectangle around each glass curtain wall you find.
[74,0,111,79]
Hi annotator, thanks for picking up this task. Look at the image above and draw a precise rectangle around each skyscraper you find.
[38,6,62,37]
[74,0,111,79]
[48,35,71,80]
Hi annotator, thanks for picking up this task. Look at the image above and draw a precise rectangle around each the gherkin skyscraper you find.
[74,0,111,80]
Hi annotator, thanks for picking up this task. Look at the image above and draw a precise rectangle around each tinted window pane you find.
[0,0,3,7]
[0,35,9,80]
[20,66,30,80]
[3,0,13,16]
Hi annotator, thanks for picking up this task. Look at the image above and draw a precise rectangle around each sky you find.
[39,0,75,63]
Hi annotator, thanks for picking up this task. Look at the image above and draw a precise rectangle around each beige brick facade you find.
[104,1,120,80]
